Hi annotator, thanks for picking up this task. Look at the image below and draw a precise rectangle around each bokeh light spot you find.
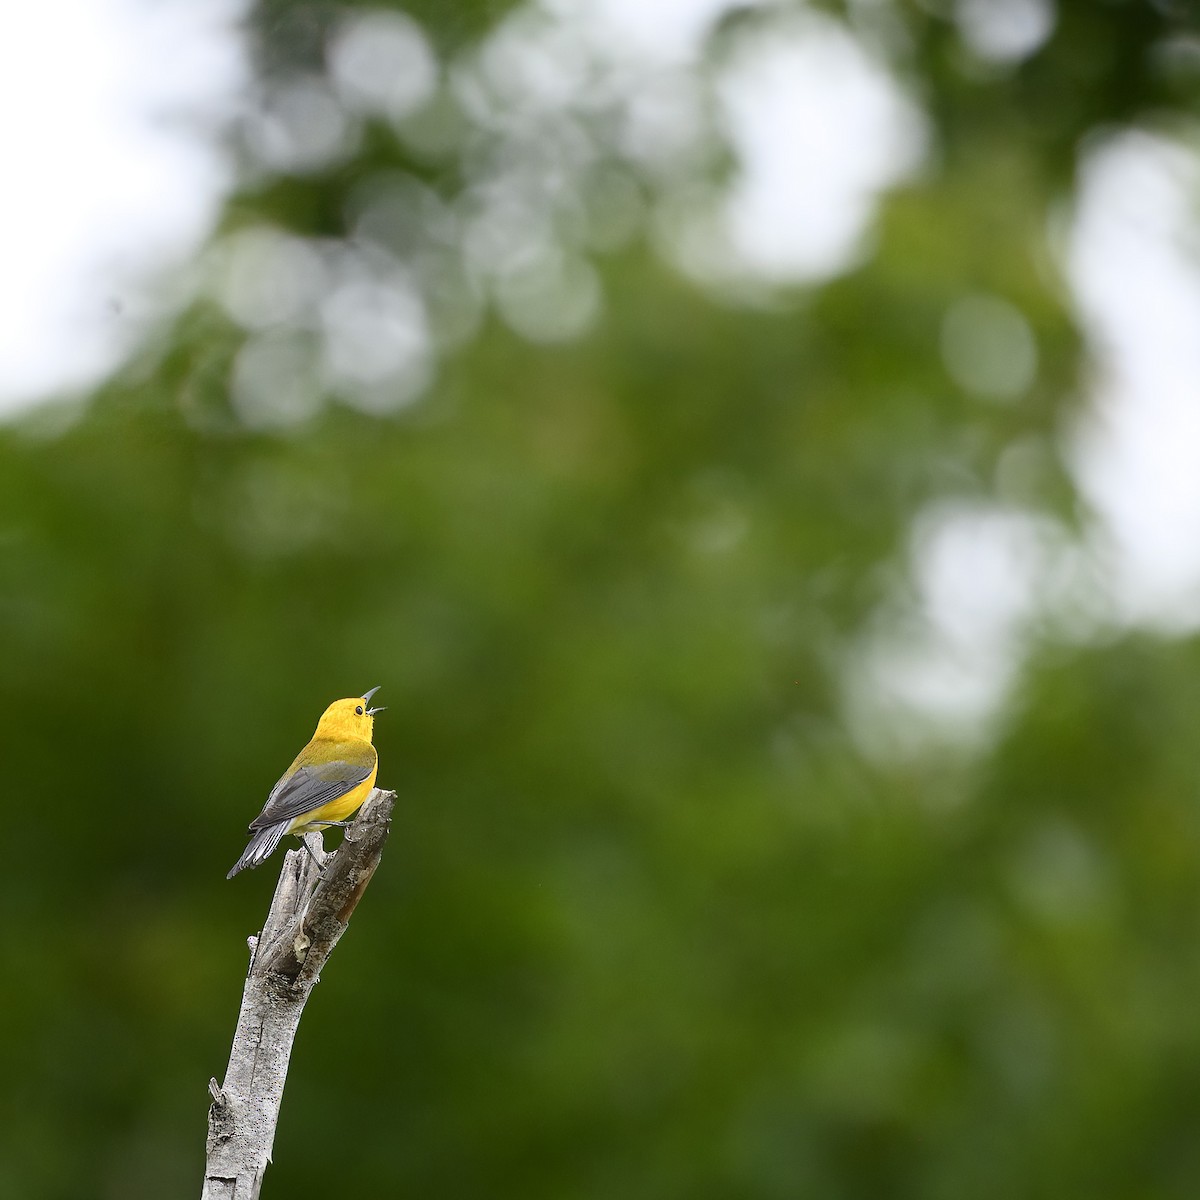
[940,293,1038,401]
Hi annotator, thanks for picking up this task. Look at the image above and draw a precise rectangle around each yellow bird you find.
[227,687,384,879]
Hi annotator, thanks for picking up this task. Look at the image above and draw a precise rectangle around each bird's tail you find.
[226,823,288,879]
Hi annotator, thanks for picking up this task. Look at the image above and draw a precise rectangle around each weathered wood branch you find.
[202,787,395,1199]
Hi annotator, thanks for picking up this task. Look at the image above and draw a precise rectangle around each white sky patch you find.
[543,0,754,65]
[0,0,923,407]
[715,14,927,284]
[844,504,1079,759]
[244,76,353,176]
[843,129,1200,758]
[954,0,1056,66]
[1067,130,1200,631]
[4,0,1199,705]
[327,10,439,124]
[0,0,247,415]
[213,226,328,331]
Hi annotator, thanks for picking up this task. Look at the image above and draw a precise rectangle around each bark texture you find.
[202,787,395,1199]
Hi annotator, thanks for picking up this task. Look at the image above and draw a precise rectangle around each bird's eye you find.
[356,705,364,715]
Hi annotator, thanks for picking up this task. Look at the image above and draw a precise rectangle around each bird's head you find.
[313,686,385,742]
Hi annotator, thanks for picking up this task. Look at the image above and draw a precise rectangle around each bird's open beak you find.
[362,685,385,715]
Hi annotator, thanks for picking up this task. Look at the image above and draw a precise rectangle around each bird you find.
[227,687,385,879]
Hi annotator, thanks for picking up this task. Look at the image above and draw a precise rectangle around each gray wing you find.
[249,755,375,830]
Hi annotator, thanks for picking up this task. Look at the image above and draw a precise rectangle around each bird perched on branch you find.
[227,687,384,878]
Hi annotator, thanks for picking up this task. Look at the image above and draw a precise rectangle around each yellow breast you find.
[285,762,379,834]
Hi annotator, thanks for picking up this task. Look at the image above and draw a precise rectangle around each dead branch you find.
[201,787,395,1199]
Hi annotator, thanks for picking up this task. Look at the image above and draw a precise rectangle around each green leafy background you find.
[4,1,1200,1196]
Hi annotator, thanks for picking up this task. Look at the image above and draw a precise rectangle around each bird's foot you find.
[298,831,329,874]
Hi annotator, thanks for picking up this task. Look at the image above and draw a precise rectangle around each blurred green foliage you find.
[3,1,1200,1197]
